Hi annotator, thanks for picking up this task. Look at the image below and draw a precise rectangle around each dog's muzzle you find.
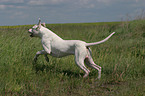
[30,34,33,37]
[28,29,33,37]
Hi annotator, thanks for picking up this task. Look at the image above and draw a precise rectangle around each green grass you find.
[0,21,145,96]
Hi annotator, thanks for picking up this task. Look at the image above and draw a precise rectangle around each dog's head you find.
[28,18,46,37]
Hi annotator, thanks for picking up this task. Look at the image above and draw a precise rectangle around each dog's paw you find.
[83,73,89,78]
[44,55,49,62]
[33,57,38,62]
[95,76,101,80]
[45,57,49,62]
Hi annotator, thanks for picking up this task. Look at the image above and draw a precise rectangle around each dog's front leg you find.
[34,50,49,62]
[42,44,51,54]
[42,39,51,54]
[44,54,49,62]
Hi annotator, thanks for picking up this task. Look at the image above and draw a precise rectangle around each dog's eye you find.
[32,27,38,31]
[32,25,39,30]
[36,27,39,30]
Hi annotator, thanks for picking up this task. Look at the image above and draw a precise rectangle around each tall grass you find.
[0,21,145,95]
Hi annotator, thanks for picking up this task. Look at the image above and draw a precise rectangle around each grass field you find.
[0,20,145,96]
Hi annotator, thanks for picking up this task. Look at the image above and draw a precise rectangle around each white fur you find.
[28,19,115,79]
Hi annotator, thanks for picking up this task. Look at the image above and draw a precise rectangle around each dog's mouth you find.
[28,29,33,37]
[30,34,33,37]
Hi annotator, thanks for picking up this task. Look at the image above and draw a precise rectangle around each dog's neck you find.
[39,26,63,40]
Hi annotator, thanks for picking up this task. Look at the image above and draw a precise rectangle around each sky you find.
[0,0,145,26]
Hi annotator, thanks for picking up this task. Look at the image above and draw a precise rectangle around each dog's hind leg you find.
[75,59,90,78]
[34,50,49,62]
[75,47,90,78]
[85,51,101,79]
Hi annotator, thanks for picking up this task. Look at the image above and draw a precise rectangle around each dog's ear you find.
[38,18,41,28]
[42,22,46,27]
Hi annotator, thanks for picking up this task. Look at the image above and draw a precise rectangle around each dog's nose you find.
[28,29,32,33]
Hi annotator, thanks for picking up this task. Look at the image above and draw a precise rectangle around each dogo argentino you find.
[28,19,115,79]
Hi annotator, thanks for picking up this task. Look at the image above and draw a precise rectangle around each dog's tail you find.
[86,32,115,47]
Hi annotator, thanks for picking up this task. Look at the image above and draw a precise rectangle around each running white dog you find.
[28,19,115,79]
